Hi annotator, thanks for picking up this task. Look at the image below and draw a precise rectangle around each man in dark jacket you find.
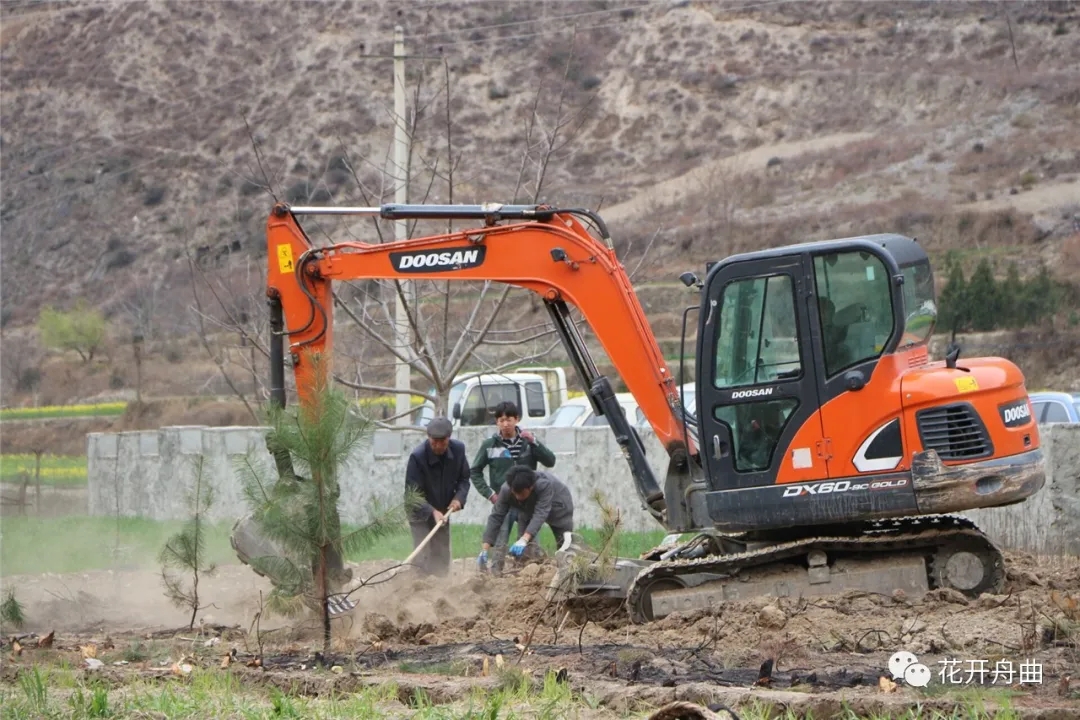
[478,466,574,569]
[405,417,471,576]
[471,401,557,572]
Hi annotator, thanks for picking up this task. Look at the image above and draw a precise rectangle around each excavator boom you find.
[266,202,697,523]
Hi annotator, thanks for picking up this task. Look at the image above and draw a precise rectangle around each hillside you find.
[2,0,1079,411]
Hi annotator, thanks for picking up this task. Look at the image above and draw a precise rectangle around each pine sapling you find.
[1,586,25,632]
[235,351,406,654]
[159,455,216,629]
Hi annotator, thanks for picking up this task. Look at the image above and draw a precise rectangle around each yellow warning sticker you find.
[277,244,294,274]
[954,376,979,393]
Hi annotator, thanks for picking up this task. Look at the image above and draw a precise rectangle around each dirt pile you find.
[345,552,1079,654]
[4,550,1078,714]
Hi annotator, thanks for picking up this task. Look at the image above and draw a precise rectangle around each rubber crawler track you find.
[626,514,1004,623]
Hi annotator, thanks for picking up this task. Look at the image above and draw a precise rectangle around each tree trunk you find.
[34,451,41,516]
[436,385,451,417]
[320,544,331,655]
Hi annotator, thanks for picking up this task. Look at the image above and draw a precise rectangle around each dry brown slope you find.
[2,1,1078,329]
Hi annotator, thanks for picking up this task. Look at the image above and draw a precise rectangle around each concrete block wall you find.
[962,423,1080,557]
[87,426,669,532]
[87,424,1080,555]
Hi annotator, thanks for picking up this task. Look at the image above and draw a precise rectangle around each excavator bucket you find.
[546,532,653,606]
[230,515,357,617]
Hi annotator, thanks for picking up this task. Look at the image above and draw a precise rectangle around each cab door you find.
[696,254,828,497]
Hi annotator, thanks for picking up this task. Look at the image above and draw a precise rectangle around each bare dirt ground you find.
[4,551,1079,717]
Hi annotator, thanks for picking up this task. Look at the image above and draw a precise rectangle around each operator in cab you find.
[477,466,574,570]
[404,417,471,576]
[470,401,557,574]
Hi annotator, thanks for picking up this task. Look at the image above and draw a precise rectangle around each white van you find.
[413,367,569,428]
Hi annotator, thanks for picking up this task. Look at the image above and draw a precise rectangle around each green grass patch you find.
[0,454,87,487]
[1,515,669,577]
[398,659,472,676]
[0,402,127,421]
[0,517,237,576]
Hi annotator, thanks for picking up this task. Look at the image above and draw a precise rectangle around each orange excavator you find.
[255,201,1045,622]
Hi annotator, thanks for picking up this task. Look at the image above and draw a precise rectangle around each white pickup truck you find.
[412,366,570,428]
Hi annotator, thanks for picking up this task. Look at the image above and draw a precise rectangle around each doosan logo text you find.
[391,246,486,273]
[999,400,1032,427]
[1003,405,1030,424]
[731,387,774,399]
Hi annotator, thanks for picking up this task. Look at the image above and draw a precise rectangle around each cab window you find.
[714,274,801,389]
[461,384,520,426]
[1043,402,1071,423]
[814,251,894,377]
[524,381,546,417]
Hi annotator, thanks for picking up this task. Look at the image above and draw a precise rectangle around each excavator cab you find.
[688,235,1043,539]
[696,236,924,531]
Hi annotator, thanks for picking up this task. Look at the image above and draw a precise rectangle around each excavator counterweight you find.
[238,201,1045,621]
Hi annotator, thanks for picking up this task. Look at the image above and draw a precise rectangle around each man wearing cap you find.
[404,416,471,576]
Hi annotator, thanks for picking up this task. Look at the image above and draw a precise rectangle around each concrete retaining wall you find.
[962,423,1080,557]
[86,424,1080,555]
[86,426,669,533]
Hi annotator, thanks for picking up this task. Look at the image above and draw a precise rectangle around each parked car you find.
[538,393,646,428]
[1028,391,1080,424]
[542,382,700,432]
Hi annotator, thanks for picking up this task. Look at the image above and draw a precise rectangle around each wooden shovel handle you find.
[402,509,456,567]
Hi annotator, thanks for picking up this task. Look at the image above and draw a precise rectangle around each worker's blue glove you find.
[477,549,488,570]
[509,537,528,557]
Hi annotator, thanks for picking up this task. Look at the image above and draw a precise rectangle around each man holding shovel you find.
[404,417,471,576]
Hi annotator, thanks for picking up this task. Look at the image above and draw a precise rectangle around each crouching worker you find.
[471,401,557,574]
[478,466,574,570]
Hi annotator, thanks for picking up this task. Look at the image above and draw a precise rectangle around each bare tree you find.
[324,37,602,418]
[120,272,165,342]
[182,34,625,420]
[184,241,269,423]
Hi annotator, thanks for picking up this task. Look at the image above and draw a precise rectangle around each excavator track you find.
[625,515,1004,623]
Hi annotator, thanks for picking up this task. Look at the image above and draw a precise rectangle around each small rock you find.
[362,613,396,640]
[756,603,787,629]
[331,665,343,674]
[655,611,690,629]
[930,588,970,605]
[84,658,104,670]
[1020,570,1044,587]
[977,593,1009,609]
[520,563,543,579]
[904,619,928,634]
[418,633,438,646]
[690,617,715,636]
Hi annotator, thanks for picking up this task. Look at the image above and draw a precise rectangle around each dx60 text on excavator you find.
[255,201,1045,623]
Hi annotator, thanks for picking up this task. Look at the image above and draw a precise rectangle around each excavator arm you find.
[265,202,699,525]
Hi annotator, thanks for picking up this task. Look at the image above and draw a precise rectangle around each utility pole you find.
[393,26,412,425]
